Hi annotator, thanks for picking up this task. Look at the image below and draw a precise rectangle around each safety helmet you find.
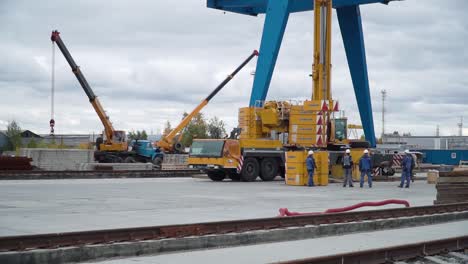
[363,149,369,154]
[308,150,314,155]
[404,149,410,154]
[345,149,351,154]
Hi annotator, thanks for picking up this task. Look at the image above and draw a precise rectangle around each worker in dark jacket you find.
[306,150,317,187]
[410,153,416,182]
[399,150,413,188]
[359,149,373,188]
[342,149,354,187]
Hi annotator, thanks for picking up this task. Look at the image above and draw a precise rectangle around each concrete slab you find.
[0,178,436,236]
[85,220,468,264]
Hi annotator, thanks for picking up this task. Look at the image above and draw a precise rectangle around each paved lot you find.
[0,178,436,236]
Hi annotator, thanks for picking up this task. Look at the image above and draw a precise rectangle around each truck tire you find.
[260,158,278,181]
[241,157,259,182]
[152,157,163,169]
[207,171,226,181]
[174,142,185,153]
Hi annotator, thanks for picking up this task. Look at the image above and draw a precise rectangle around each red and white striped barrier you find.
[393,153,404,167]
[236,155,244,174]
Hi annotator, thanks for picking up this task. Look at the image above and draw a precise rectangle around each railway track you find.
[278,235,468,264]
[1,202,467,252]
[0,169,204,180]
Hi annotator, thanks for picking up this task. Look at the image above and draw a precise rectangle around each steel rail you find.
[0,169,204,180]
[276,235,468,264]
[0,202,467,252]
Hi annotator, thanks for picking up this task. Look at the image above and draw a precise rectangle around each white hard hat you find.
[308,150,314,155]
[345,149,351,154]
[363,149,369,154]
[404,149,410,153]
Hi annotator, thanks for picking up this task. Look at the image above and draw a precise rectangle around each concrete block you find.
[20,148,95,171]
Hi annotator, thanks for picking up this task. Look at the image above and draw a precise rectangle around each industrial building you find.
[382,133,468,150]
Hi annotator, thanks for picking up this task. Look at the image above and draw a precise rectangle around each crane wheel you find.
[174,142,185,153]
[207,171,226,181]
[152,157,163,169]
[260,158,278,181]
[241,157,259,182]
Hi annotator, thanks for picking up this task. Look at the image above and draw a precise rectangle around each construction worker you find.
[306,150,317,187]
[399,150,413,188]
[359,149,373,188]
[342,149,354,187]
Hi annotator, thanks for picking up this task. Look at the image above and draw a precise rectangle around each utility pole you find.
[458,116,463,136]
[381,90,386,140]
[436,124,440,137]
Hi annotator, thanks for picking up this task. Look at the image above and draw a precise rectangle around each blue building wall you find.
[419,149,468,165]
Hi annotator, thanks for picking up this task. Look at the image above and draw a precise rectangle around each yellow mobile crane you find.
[188,0,360,182]
[129,50,259,167]
[155,50,259,154]
[51,30,128,163]
[52,30,258,166]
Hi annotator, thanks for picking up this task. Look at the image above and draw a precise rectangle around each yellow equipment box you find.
[285,150,328,186]
[290,124,317,134]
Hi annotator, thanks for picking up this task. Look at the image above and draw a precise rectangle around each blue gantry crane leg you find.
[249,0,291,107]
[208,0,400,147]
[337,5,376,147]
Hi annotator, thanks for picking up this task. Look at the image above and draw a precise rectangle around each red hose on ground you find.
[278,199,410,217]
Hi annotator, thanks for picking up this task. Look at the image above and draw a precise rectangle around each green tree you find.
[27,138,38,148]
[36,140,48,148]
[207,116,226,139]
[128,130,148,141]
[181,112,208,147]
[6,120,22,151]
[141,130,148,140]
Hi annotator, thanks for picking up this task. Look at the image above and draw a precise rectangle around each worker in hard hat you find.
[306,150,317,187]
[399,150,413,188]
[358,149,373,188]
[342,149,354,187]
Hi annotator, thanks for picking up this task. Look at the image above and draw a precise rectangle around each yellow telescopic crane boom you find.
[51,30,127,151]
[311,0,333,146]
[157,50,259,153]
[312,0,332,102]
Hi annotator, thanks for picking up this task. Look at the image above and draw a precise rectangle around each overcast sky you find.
[1,0,467,137]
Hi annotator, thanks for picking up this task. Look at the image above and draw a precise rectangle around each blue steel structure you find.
[207,0,400,147]
[420,149,468,166]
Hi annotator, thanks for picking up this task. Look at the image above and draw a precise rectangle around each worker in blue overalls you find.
[306,150,317,187]
[399,150,413,188]
[359,149,373,188]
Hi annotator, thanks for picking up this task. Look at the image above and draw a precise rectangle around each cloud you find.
[0,0,466,138]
